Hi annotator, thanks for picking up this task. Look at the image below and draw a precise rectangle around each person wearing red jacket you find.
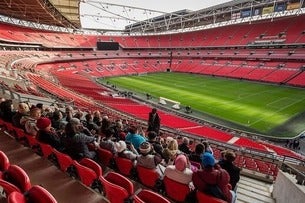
[192,152,236,203]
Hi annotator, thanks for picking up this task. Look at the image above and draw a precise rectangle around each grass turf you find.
[104,72,305,137]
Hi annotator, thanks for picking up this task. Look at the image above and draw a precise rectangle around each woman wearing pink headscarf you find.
[164,154,193,185]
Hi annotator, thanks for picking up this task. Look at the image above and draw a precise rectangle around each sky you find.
[80,0,230,30]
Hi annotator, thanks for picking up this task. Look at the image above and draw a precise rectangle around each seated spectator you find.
[178,137,192,154]
[63,106,73,122]
[163,138,180,165]
[70,117,95,137]
[101,115,111,134]
[100,128,116,154]
[218,151,240,191]
[36,117,64,151]
[147,131,163,157]
[136,142,164,176]
[115,140,138,161]
[63,119,98,160]
[202,140,213,154]
[113,119,126,140]
[20,107,41,136]
[12,102,30,129]
[92,110,102,127]
[164,154,193,185]
[189,143,205,163]
[51,110,66,131]
[84,112,100,133]
[192,152,236,203]
[0,99,15,122]
[125,125,146,150]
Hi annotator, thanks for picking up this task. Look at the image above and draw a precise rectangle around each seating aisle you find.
[0,131,107,203]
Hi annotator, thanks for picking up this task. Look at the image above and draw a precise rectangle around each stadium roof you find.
[0,0,80,29]
[0,0,230,32]
[0,0,304,33]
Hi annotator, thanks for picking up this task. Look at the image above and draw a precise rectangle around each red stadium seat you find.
[2,165,31,193]
[26,185,57,203]
[114,156,134,176]
[0,179,22,198]
[134,189,171,203]
[12,127,26,143]
[24,134,39,150]
[38,143,54,159]
[8,185,57,203]
[73,160,98,187]
[78,158,103,192]
[7,191,26,203]
[52,149,73,173]
[97,148,114,167]
[79,158,103,177]
[196,190,227,203]
[0,151,10,173]
[100,172,134,203]
[163,176,190,202]
[136,165,160,189]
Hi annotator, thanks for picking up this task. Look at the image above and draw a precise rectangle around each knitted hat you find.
[36,117,51,130]
[175,154,187,171]
[201,152,215,167]
[139,142,152,155]
[115,141,127,153]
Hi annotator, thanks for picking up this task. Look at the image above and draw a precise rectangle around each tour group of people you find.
[0,99,240,203]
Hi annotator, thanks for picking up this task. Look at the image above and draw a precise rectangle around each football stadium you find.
[0,0,305,203]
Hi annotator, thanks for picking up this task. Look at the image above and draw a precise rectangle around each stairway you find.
[236,175,275,203]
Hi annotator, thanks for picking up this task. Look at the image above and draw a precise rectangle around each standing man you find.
[147,108,161,135]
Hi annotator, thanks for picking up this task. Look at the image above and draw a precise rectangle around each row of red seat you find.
[1,14,305,48]
[0,119,228,203]
[0,150,56,203]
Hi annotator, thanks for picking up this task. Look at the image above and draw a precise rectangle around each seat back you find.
[134,189,171,203]
[7,191,26,203]
[52,149,73,172]
[73,160,97,187]
[27,185,57,203]
[4,122,14,134]
[12,128,26,142]
[136,165,160,188]
[0,179,22,198]
[163,176,189,202]
[4,165,31,192]
[104,172,134,195]
[115,156,134,176]
[39,143,54,159]
[79,158,103,177]
[97,148,113,167]
[24,134,39,150]
[100,172,134,203]
[196,190,227,203]
[0,150,10,171]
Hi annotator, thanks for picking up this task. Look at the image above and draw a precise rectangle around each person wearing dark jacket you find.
[218,151,241,191]
[178,137,192,155]
[36,117,64,151]
[147,108,160,134]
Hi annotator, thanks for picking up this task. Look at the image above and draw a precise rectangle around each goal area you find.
[159,97,181,110]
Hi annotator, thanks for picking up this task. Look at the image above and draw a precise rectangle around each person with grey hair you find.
[178,137,192,154]
[63,118,98,160]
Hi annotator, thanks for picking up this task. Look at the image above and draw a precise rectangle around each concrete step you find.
[236,175,275,203]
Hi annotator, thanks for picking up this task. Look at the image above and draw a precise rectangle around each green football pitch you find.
[103,72,305,138]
